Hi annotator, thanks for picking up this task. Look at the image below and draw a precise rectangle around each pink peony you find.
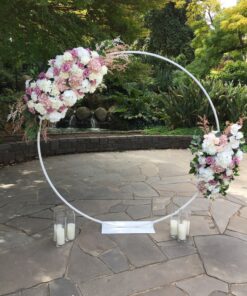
[70,49,78,58]
[34,87,42,96]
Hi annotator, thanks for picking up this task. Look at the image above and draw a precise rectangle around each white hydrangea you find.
[198,156,206,165]
[27,100,35,109]
[54,55,64,68]
[215,150,233,169]
[80,79,91,93]
[34,103,47,115]
[50,97,63,110]
[91,51,99,58]
[202,133,218,155]
[89,72,103,85]
[48,111,63,123]
[76,47,90,65]
[50,84,60,97]
[30,82,37,88]
[198,167,214,182]
[31,92,38,102]
[63,52,73,61]
[226,169,233,177]
[71,64,83,77]
[36,79,52,93]
[236,132,243,140]
[62,90,77,107]
[46,67,54,79]
[101,65,108,75]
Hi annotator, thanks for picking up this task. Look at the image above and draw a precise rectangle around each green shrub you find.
[210,61,247,85]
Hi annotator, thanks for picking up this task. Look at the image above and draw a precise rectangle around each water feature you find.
[69,114,77,127]
[89,116,100,131]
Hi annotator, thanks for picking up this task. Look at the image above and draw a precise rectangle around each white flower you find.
[59,72,70,79]
[236,150,243,161]
[50,98,63,110]
[229,136,240,149]
[76,47,90,65]
[63,52,73,61]
[89,72,103,84]
[231,124,241,136]
[91,51,99,58]
[71,64,83,77]
[236,132,243,140]
[27,101,35,109]
[36,79,52,93]
[54,55,64,68]
[50,84,60,97]
[34,103,47,115]
[202,133,218,155]
[226,169,233,177]
[198,156,206,165]
[101,65,108,75]
[212,187,220,194]
[25,80,31,88]
[31,92,38,102]
[62,90,77,107]
[215,150,233,169]
[80,79,91,93]
[198,167,214,182]
[30,82,36,88]
[46,67,54,79]
[48,111,63,123]
[89,85,97,93]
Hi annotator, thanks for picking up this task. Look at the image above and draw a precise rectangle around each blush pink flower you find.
[212,165,225,173]
[233,156,240,165]
[56,79,69,92]
[69,76,81,89]
[61,61,72,72]
[88,58,102,72]
[53,67,60,76]
[206,156,215,165]
[26,87,32,95]
[38,72,46,79]
[34,87,42,96]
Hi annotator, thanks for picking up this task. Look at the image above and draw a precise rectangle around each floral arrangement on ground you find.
[190,117,245,199]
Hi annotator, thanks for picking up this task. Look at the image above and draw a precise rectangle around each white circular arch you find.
[37,51,220,233]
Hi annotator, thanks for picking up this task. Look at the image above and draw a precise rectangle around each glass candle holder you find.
[177,210,191,242]
[170,214,179,239]
[66,209,76,241]
[53,205,66,247]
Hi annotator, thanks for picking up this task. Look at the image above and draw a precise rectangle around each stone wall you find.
[0,135,192,166]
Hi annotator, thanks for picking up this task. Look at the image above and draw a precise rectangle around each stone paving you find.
[0,149,247,296]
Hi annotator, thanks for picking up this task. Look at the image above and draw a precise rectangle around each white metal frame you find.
[37,51,219,234]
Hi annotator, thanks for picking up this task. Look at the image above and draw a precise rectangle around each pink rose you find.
[233,156,240,165]
[83,68,90,78]
[212,165,225,173]
[56,79,69,92]
[206,156,215,165]
[34,87,42,96]
[26,87,32,95]
[70,49,78,58]
[53,67,60,76]
[61,61,72,72]
[69,76,81,89]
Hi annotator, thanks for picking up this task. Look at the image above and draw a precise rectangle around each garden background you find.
[0,0,246,140]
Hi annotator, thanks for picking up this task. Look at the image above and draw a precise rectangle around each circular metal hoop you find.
[37,50,219,227]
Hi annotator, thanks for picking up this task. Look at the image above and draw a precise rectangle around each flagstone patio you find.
[0,149,247,296]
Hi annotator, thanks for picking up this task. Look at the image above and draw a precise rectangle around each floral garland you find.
[24,47,108,123]
[190,122,245,199]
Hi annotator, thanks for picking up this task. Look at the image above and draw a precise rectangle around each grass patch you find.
[143,126,202,136]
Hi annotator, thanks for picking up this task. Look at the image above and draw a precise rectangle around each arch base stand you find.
[102,221,155,234]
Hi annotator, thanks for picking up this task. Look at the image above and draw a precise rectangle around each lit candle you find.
[67,223,76,241]
[178,221,187,241]
[56,224,65,246]
[170,219,178,238]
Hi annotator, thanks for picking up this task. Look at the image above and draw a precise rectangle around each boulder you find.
[95,107,107,122]
[76,107,91,121]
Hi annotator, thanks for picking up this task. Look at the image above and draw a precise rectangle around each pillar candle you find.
[170,219,178,237]
[178,221,187,241]
[56,224,65,246]
[67,223,76,241]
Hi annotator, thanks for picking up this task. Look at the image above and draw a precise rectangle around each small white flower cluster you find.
[24,47,107,123]
[190,123,245,198]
